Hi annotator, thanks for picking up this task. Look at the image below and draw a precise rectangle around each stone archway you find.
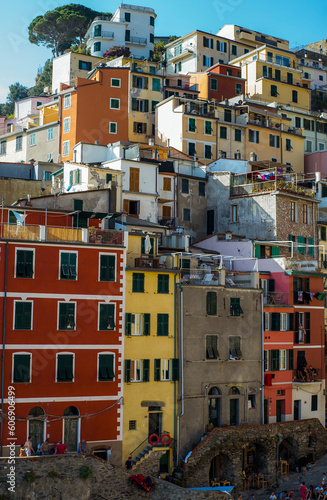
[209,453,234,484]
[279,437,299,470]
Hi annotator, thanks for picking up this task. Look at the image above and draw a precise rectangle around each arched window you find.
[228,386,240,395]
[63,406,79,416]
[208,387,221,427]
[28,407,45,418]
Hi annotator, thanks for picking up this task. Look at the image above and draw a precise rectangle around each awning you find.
[187,486,234,495]
[52,168,64,177]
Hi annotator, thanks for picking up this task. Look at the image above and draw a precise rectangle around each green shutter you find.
[289,313,294,331]
[99,304,115,330]
[172,359,179,381]
[59,303,75,330]
[57,354,73,381]
[15,302,32,330]
[100,255,115,281]
[125,313,132,335]
[158,274,169,293]
[271,313,280,331]
[157,314,168,336]
[132,273,144,293]
[69,170,73,186]
[13,355,30,383]
[144,100,149,112]
[255,244,261,259]
[143,313,150,335]
[271,350,279,371]
[144,77,148,89]
[125,359,131,382]
[308,237,314,256]
[206,291,217,315]
[298,236,305,254]
[143,359,150,382]
[132,75,137,88]
[271,246,280,257]
[132,98,137,111]
[99,354,114,381]
[288,349,294,370]
[306,312,311,343]
[154,359,160,381]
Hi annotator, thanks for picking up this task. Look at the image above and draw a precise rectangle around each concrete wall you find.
[26,122,60,163]
[178,285,263,461]
[0,178,52,205]
[177,175,207,241]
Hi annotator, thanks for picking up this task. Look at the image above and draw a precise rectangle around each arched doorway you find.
[229,386,240,426]
[208,387,221,427]
[279,437,299,470]
[28,407,45,452]
[209,453,234,483]
[63,406,79,451]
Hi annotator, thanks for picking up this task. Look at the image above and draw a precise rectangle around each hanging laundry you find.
[310,293,315,301]
[297,291,304,302]
[315,293,326,301]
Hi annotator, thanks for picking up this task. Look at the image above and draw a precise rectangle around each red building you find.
[262,268,325,425]
[0,207,126,462]
[190,63,246,103]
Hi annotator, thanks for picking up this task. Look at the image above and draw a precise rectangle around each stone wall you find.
[183,418,327,490]
[0,454,226,500]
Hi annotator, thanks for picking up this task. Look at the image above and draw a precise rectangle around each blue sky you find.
[0,0,326,102]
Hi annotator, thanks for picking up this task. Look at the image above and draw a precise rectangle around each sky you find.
[0,0,326,102]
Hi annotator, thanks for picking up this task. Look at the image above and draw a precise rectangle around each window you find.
[199,181,205,196]
[271,85,278,97]
[235,83,242,95]
[132,273,144,293]
[231,45,237,56]
[158,274,169,294]
[206,291,217,315]
[94,41,101,52]
[234,129,241,142]
[47,128,54,141]
[295,117,301,128]
[129,420,137,430]
[264,350,270,371]
[183,208,190,221]
[229,336,242,358]
[206,335,219,359]
[29,133,36,146]
[150,15,155,26]
[249,129,259,143]
[125,313,150,336]
[231,205,238,222]
[16,135,22,152]
[220,126,227,139]
[188,117,196,132]
[205,144,212,159]
[16,250,34,278]
[132,75,148,89]
[79,60,92,71]
[271,350,280,371]
[154,359,179,381]
[321,226,327,241]
[279,349,287,370]
[45,170,52,179]
[56,354,74,382]
[109,122,117,134]
[287,72,293,85]
[151,78,161,92]
[0,140,6,155]
[60,252,77,280]
[205,121,212,135]
[98,354,115,381]
[275,69,281,81]
[311,395,318,412]
[110,98,120,109]
[203,55,214,67]
[285,138,292,151]
[230,297,243,316]
[151,100,159,112]
[182,178,189,193]
[111,78,121,88]
[248,394,256,409]
[125,11,131,21]
[125,359,147,383]
[303,204,309,224]
[129,166,139,192]
[174,62,182,73]
[133,122,147,134]
[99,304,115,331]
[62,140,69,157]
[13,354,31,383]
[63,117,70,133]
[292,90,298,103]
[64,93,71,109]
[157,314,169,336]
[203,36,213,48]
[290,202,297,222]
[319,143,325,151]
[224,109,232,122]
[188,142,196,157]
[264,312,271,331]
[217,41,227,52]
[306,140,312,153]
[210,78,217,91]
[14,301,32,330]
[269,134,280,148]
[163,177,171,191]
[280,313,288,332]
[58,303,75,330]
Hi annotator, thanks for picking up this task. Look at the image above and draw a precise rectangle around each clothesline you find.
[297,292,326,302]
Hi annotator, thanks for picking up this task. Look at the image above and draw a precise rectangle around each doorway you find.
[28,407,45,451]
[294,400,301,420]
[209,387,221,427]
[148,406,162,436]
[63,406,79,451]
[230,399,239,426]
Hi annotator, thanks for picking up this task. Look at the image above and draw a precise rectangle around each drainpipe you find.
[173,270,177,466]
[276,434,282,487]
[176,283,184,465]
[0,242,8,456]
[261,291,265,424]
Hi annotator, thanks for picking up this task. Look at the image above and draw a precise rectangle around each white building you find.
[52,52,101,94]
[85,4,156,59]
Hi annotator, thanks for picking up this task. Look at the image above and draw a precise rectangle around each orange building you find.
[59,67,130,161]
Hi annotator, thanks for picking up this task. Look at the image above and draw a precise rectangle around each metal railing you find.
[263,292,289,305]
[130,432,174,462]
[247,118,302,136]
[126,36,147,45]
[85,30,114,41]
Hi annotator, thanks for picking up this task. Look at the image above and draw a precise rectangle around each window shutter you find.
[125,359,131,382]
[271,312,280,331]
[154,359,160,381]
[143,313,150,335]
[144,77,148,89]
[289,234,293,252]
[142,123,147,134]
[306,312,311,343]
[69,170,73,186]
[271,350,280,371]
[210,57,214,66]
[124,199,129,213]
[132,98,137,111]
[308,237,314,256]
[268,279,275,292]
[144,100,149,113]
[15,303,24,330]
[143,359,150,382]
[255,244,261,259]
[298,235,305,254]
[269,134,274,147]
[288,349,294,370]
[271,246,280,257]
[289,313,294,331]
[172,359,179,381]
[14,354,30,382]
[125,313,132,335]
[203,55,206,65]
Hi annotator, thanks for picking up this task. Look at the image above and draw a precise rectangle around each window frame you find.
[15,135,23,152]
[59,250,78,281]
[57,302,76,331]
[47,127,54,141]
[12,352,32,383]
[13,300,33,331]
[56,352,75,382]
[64,93,71,110]
[62,140,70,157]
[98,303,116,331]
[15,248,35,279]
[63,117,70,134]
[183,208,191,221]
[160,359,172,381]
[157,274,169,294]
[110,98,120,110]
[279,349,287,370]
[109,122,117,134]
[111,78,121,88]
[206,334,219,359]
[97,352,115,382]
[229,335,242,358]
[99,253,116,282]
[29,133,36,146]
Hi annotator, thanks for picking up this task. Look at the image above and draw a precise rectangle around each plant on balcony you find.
[103,45,131,60]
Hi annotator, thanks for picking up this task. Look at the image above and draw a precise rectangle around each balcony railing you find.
[263,292,289,305]
[85,30,114,41]
[230,179,316,199]
[294,367,321,383]
[0,224,124,246]
[247,118,302,136]
[167,47,194,62]
[126,36,147,45]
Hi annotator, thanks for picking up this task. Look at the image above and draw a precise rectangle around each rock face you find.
[0,454,226,499]
[184,418,327,490]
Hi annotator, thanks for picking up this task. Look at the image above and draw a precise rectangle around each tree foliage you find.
[28,59,53,96]
[0,82,29,117]
[153,36,180,62]
[28,4,107,57]
[103,46,131,60]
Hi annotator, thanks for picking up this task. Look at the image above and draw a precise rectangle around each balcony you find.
[181,268,257,288]
[126,36,147,45]
[256,55,298,70]
[263,292,289,305]
[0,224,124,246]
[230,173,316,199]
[294,367,321,383]
[167,47,194,62]
[258,72,306,87]
[85,30,114,41]
[247,118,302,136]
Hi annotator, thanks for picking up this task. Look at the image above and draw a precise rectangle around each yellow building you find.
[123,232,179,475]
[230,46,311,112]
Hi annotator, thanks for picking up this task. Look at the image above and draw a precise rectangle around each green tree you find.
[28,4,107,57]
[0,82,29,116]
[28,59,53,96]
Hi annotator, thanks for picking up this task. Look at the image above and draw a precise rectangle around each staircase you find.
[132,443,154,468]
[130,434,173,470]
